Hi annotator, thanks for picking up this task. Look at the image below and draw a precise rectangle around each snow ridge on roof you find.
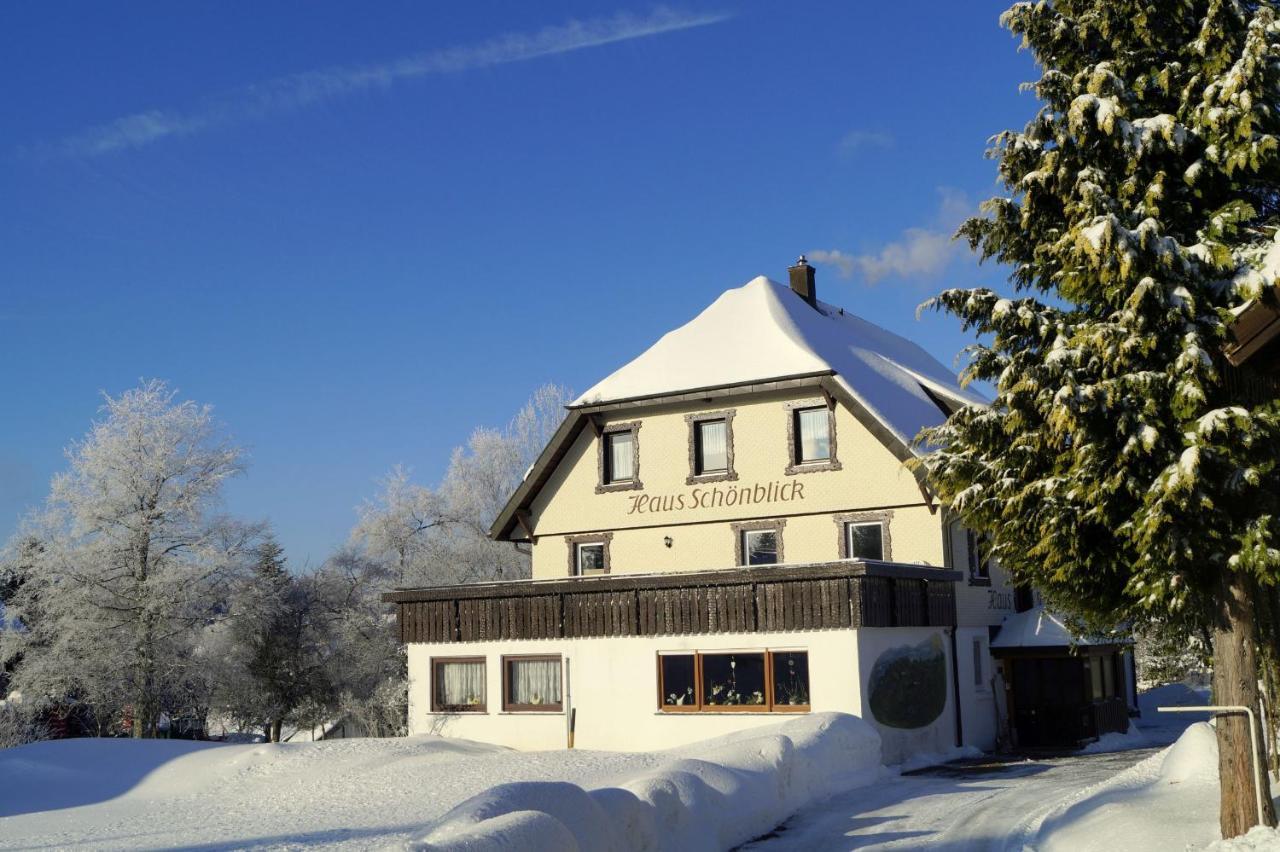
[573,276,985,448]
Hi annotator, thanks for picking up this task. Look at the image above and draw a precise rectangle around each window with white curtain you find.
[794,407,830,463]
[503,655,563,711]
[696,419,728,474]
[605,430,634,483]
[432,658,486,712]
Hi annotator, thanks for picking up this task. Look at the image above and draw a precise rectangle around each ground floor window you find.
[503,655,563,712]
[1087,652,1119,701]
[658,650,810,712]
[432,657,486,712]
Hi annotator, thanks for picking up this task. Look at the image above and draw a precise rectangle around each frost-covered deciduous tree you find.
[1,380,248,738]
[353,384,571,586]
[919,1,1280,835]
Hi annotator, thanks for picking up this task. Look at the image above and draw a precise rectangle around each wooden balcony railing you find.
[384,560,961,644]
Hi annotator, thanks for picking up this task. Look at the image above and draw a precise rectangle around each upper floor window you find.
[697,419,728,474]
[734,519,784,566]
[596,421,642,493]
[967,530,991,583]
[795,407,830,462]
[686,410,738,484]
[566,532,612,576]
[785,399,841,475]
[835,511,892,561]
[846,522,884,561]
[605,431,635,483]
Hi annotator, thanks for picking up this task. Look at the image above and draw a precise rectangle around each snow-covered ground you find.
[747,681,1216,851]
[0,712,881,851]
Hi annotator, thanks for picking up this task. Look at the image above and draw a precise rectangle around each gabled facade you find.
[386,260,1127,760]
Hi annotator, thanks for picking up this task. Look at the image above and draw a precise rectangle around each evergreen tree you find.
[920,1,1280,836]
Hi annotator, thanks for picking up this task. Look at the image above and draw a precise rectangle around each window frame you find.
[732,519,785,566]
[656,649,811,714]
[685,409,738,484]
[565,532,612,576]
[966,529,992,584]
[430,656,488,714]
[595,421,643,494]
[784,399,841,475]
[834,510,893,560]
[972,638,985,689]
[501,654,564,713]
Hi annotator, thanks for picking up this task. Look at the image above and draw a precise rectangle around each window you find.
[743,529,778,566]
[972,638,984,688]
[658,651,810,713]
[733,520,785,566]
[835,512,892,560]
[696,419,728,474]
[605,430,635,483]
[785,399,840,475]
[794,407,830,462]
[596,422,641,493]
[846,522,884,561]
[576,543,606,575]
[432,658,486,713]
[502,655,563,712]
[967,530,991,582]
[685,410,737,484]
[565,532,612,576]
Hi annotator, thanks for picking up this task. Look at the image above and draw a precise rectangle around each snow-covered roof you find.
[991,607,1118,649]
[573,276,986,450]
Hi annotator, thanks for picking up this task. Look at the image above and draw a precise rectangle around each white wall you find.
[954,626,999,751]
[406,628,905,753]
[407,626,960,763]
[854,626,959,764]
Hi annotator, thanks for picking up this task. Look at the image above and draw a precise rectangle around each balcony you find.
[384,560,961,644]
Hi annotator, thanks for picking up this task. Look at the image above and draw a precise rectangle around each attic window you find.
[784,399,841,476]
[596,422,642,494]
[685,410,738,484]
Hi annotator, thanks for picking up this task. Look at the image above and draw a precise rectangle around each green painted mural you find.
[867,635,948,729]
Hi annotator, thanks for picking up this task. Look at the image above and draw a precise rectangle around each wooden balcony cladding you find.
[388,561,960,644]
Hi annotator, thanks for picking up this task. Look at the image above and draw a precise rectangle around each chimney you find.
[789,255,817,307]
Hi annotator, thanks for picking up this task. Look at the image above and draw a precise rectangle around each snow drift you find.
[1037,722,1223,851]
[408,712,883,852]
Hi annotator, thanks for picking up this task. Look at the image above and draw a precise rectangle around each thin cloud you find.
[38,7,731,158]
[810,188,972,285]
[837,129,894,155]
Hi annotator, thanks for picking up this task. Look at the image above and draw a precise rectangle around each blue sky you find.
[0,2,1037,565]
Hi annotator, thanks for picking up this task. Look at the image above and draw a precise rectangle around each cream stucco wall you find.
[528,389,943,578]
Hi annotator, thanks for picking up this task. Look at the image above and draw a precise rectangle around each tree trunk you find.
[1212,570,1278,838]
[270,719,282,743]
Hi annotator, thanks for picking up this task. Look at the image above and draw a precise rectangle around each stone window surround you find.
[834,510,893,561]
[784,398,842,475]
[565,532,614,576]
[732,518,786,566]
[596,421,643,494]
[686,409,739,485]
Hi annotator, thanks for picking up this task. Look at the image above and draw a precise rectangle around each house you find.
[384,259,1132,760]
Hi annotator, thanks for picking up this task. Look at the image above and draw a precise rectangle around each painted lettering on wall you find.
[987,589,1013,611]
[625,481,805,515]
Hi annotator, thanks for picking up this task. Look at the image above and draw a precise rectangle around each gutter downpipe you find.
[950,627,964,748]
